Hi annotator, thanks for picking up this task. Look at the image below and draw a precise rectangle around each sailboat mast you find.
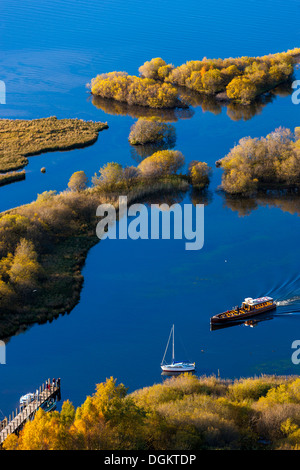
[172,324,175,363]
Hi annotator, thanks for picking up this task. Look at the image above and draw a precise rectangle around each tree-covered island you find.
[217,126,300,195]
[89,48,300,107]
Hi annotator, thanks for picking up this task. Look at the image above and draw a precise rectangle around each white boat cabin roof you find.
[244,296,273,305]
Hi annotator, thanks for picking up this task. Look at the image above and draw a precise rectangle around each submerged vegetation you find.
[89,48,300,109]
[217,126,300,195]
[0,117,108,186]
[5,373,300,450]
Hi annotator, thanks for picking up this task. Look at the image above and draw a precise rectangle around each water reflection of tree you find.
[190,188,213,207]
[90,95,195,122]
[221,190,300,217]
[137,187,213,207]
[178,79,294,122]
[91,77,294,124]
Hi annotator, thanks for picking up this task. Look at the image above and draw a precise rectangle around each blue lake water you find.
[0,0,300,416]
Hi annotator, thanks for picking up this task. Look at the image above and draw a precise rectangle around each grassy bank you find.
[0,170,26,187]
[0,117,108,185]
[4,373,300,450]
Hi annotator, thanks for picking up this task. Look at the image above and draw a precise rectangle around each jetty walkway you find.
[0,378,61,445]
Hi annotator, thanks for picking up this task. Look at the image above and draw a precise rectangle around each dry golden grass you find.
[0,116,108,174]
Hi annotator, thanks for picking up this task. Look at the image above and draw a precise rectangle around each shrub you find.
[89,72,180,108]
[92,162,124,188]
[139,58,174,80]
[226,76,258,104]
[129,118,176,146]
[228,378,276,402]
[138,150,185,178]
[163,50,296,103]
[68,171,88,192]
[188,161,212,188]
[218,127,300,194]
[8,238,41,291]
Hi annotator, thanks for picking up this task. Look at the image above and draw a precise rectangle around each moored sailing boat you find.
[161,324,195,372]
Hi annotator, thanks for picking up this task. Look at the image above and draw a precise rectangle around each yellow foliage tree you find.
[138,150,185,178]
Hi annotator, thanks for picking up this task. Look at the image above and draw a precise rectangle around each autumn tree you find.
[218,126,300,194]
[68,171,88,192]
[9,238,41,291]
[92,162,124,189]
[138,150,185,178]
[0,214,31,257]
[188,161,212,188]
[89,72,180,108]
[139,58,174,80]
[201,69,226,94]
[129,118,176,146]
[226,76,258,105]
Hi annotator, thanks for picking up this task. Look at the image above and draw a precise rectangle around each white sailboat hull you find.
[161,362,195,372]
[161,325,195,373]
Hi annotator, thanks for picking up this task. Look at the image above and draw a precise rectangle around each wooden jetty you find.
[0,379,61,445]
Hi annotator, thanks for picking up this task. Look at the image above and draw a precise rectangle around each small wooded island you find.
[89,48,300,107]
[217,126,300,195]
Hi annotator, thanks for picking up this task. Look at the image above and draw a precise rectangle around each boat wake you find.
[253,274,300,316]
[275,297,300,307]
[263,274,300,316]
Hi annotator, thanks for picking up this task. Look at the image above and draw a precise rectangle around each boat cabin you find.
[241,296,274,312]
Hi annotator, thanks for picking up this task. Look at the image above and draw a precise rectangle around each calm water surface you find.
[0,0,300,415]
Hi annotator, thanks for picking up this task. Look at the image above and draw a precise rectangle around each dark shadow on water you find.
[220,189,300,217]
